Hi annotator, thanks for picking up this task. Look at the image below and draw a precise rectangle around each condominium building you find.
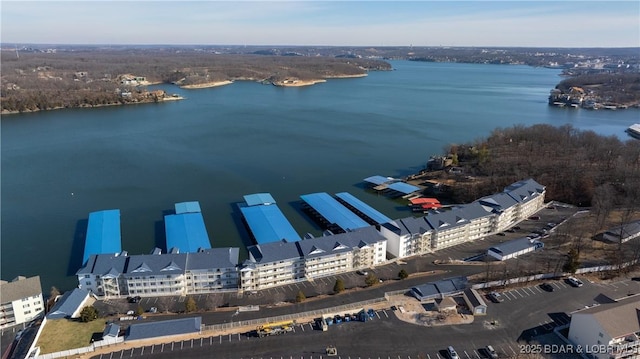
[240,226,387,291]
[379,217,432,258]
[77,248,239,298]
[504,179,546,220]
[380,178,546,258]
[0,276,44,328]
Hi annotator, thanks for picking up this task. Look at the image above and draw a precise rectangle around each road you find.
[90,276,640,359]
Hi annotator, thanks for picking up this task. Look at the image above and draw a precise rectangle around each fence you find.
[201,297,386,332]
[471,259,640,290]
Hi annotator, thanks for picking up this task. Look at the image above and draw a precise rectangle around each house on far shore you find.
[47,288,92,319]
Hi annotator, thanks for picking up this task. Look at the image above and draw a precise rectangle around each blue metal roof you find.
[240,204,301,244]
[243,193,276,207]
[83,209,122,265]
[363,175,393,186]
[387,182,421,195]
[334,192,393,224]
[300,193,369,231]
[175,201,201,214]
[165,212,211,253]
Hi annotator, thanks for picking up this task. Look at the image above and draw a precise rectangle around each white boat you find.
[627,124,640,139]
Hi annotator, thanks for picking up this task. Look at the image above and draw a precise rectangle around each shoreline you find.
[179,80,234,89]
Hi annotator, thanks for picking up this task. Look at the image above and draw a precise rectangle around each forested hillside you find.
[434,124,640,208]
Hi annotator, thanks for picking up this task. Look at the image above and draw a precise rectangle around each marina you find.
[239,193,302,244]
[82,210,122,265]
[300,193,370,234]
[627,123,640,139]
[164,202,212,253]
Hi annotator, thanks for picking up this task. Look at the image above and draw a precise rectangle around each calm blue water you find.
[2,60,638,291]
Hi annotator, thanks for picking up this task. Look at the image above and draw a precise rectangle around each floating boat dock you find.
[334,192,393,225]
[300,192,369,233]
[83,209,122,265]
[364,175,422,198]
[164,201,212,253]
[239,193,301,244]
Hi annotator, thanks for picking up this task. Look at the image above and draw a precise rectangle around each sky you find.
[1,1,639,48]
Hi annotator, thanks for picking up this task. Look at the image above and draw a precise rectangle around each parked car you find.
[487,292,504,303]
[127,296,141,303]
[356,270,368,276]
[485,345,498,359]
[513,225,521,230]
[367,308,376,318]
[540,283,555,292]
[497,232,506,236]
[505,228,515,233]
[334,315,342,324]
[447,346,460,359]
[529,215,540,220]
[567,276,584,287]
[148,307,158,313]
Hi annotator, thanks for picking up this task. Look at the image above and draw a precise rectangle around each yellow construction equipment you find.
[256,320,295,338]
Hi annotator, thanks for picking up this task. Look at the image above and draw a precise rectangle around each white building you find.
[568,294,640,359]
[0,276,44,328]
[379,217,432,258]
[503,179,546,220]
[240,226,387,291]
[602,220,640,244]
[77,248,239,298]
[487,237,544,261]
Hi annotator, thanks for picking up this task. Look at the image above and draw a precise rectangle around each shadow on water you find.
[67,219,88,275]
[155,209,175,253]
[229,202,255,258]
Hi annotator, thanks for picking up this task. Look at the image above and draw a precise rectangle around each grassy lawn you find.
[37,318,106,354]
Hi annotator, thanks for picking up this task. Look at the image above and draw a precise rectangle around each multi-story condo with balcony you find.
[0,276,44,328]
[77,247,239,298]
[240,226,387,291]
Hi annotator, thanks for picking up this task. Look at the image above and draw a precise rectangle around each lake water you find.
[2,60,638,292]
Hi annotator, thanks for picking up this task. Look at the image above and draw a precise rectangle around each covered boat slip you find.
[239,193,301,244]
[300,192,369,233]
[334,192,393,225]
[363,175,422,198]
[83,209,122,265]
[164,211,212,253]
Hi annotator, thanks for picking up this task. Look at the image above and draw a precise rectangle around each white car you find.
[447,346,460,359]
[567,276,583,287]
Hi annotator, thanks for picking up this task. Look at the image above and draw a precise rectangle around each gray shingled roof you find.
[424,209,470,231]
[125,317,201,341]
[412,277,468,300]
[248,240,303,264]
[504,178,545,203]
[47,288,90,319]
[297,226,384,259]
[603,220,640,242]
[488,237,541,256]
[478,192,519,212]
[126,253,187,276]
[186,248,239,270]
[0,276,42,304]
[573,295,640,339]
[395,216,433,235]
[457,202,492,221]
[77,253,128,277]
